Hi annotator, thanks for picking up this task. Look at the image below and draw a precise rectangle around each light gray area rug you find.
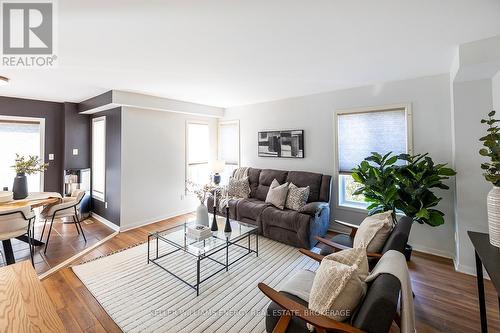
[72,236,319,333]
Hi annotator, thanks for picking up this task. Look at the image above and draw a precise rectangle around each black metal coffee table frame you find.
[147,224,258,296]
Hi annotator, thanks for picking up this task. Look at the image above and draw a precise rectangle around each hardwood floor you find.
[0,216,115,275]
[40,213,499,333]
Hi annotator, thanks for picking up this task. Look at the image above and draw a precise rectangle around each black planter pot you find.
[12,173,28,200]
[403,244,413,261]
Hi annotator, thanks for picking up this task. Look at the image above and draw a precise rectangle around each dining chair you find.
[40,189,87,254]
[0,205,36,266]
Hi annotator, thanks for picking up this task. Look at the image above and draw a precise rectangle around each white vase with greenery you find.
[186,180,215,226]
[480,110,500,247]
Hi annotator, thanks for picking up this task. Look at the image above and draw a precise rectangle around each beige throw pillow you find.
[353,211,394,253]
[308,248,368,323]
[265,179,289,209]
[227,176,250,198]
[285,183,310,211]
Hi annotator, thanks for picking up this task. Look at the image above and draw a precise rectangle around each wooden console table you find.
[0,261,65,332]
[468,231,500,333]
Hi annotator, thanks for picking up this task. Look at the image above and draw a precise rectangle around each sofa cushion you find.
[286,171,322,203]
[255,169,288,201]
[237,198,270,221]
[247,168,262,198]
[265,179,289,209]
[309,248,368,323]
[285,183,310,211]
[353,211,394,253]
[227,176,250,198]
[261,206,310,233]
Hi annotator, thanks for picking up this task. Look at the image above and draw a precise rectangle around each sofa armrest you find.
[299,202,329,217]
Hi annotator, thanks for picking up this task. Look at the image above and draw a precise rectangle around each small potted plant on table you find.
[11,154,48,200]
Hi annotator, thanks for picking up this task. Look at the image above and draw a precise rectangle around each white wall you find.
[224,74,456,258]
[120,107,217,230]
[494,71,500,111]
[452,79,494,274]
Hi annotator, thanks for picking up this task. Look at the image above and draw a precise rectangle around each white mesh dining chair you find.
[0,205,36,266]
[40,189,87,254]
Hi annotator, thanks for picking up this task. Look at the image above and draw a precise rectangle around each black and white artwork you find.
[258,130,304,158]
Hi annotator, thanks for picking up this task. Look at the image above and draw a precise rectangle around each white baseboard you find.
[119,209,193,232]
[454,259,490,279]
[328,227,454,259]
[91,213,120,232]
[408,243,454,260]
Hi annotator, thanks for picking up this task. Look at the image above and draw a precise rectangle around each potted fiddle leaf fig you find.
[352,151,456,260]
[351,152,399,219]
[11,154,48,199]
[393,153,456,227]
[479,110,500,247]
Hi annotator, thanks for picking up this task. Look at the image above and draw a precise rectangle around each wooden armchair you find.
[316,217,413,266]
[259,249,401,333]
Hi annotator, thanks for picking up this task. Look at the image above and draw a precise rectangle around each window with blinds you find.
[0,119,43,192]
[218,121,240,184]
[337,106,411,208]
[92,117,106,201]
[187,122,210,185]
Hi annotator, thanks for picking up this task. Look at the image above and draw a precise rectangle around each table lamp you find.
[210,160,226,185]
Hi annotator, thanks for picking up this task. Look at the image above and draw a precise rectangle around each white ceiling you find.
[1,0,500,107]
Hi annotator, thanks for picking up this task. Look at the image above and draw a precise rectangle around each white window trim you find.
[217,119,240,167]
[185,120,210,185]
[333,103,413,212]
[92,116,106,201]
[0,115,45,191]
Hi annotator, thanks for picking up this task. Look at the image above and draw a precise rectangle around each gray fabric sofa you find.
[208,168,332,249]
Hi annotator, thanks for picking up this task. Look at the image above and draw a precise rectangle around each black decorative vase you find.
[211,212,218,231]
[224,207,232,232]
[403,244,413,261]
[12,173,28,200]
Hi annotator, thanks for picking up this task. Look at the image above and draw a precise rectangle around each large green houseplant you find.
[351,152,398,217]
[352,152,456,226]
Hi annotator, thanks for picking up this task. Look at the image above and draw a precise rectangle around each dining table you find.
[0,192,62,265]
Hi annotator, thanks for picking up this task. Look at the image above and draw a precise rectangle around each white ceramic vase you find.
[487,186,500,247]
[196,203,209,226]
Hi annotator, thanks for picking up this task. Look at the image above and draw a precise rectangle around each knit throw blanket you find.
[365,250,416,333]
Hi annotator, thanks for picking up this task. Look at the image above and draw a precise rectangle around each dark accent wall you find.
[63,102,90,169]
[91,107,121,226]
[78,91,112,113]
[0,96,64,192]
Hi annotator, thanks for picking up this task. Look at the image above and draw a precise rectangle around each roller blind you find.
[338,108,408,174]
[219,122,239,165]
[188,123,209,164]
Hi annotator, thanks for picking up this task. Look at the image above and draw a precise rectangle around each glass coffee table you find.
[147,216,259,296]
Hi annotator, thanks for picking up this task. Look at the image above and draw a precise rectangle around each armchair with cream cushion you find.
[40,189,86,254]
[0,205,36,266]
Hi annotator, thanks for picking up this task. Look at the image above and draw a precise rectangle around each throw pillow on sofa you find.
[285,183,310,211]
[265,179,289,209]
[227,176,250,198]
[353,210,394,253]
[308,247,368,324]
